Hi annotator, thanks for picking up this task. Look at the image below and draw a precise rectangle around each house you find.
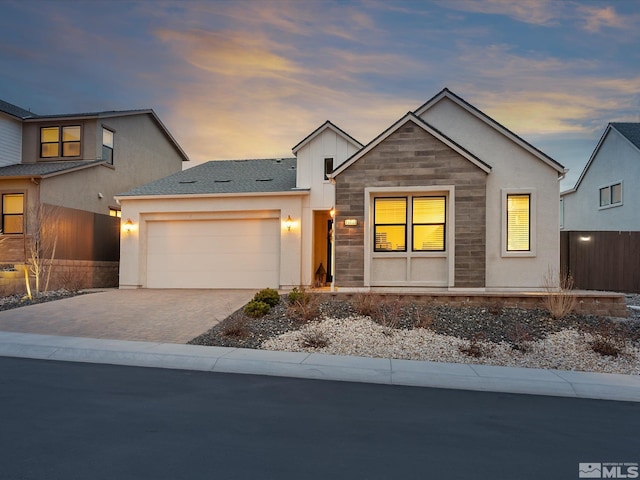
[560,123,640,292]
[117,88,565,291]
[0,99,188,292]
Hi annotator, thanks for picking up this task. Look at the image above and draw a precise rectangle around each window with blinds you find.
[374,197,407,251]
[412,197,445,251]
[506,194,530,251]
[2,193,24,234]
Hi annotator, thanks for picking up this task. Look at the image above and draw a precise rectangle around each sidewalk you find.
[1,330,638,402]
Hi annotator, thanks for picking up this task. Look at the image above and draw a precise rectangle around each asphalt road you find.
[0,357,638,480]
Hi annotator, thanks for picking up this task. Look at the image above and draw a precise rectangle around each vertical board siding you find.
[0,116,22,167]
[561,231,640,293]
[44,204,120,261]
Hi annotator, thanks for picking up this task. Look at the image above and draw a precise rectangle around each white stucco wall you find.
[0,113,22,167]
[118,193,306,289]
[420,97,562,289]
[562,128,640,231]
[295,126,360,286]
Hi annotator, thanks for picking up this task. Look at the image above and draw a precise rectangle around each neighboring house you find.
[0,99,188,291]
[560,122,640,292]
[117,88,565,291]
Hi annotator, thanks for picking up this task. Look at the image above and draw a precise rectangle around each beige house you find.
[118,89,565,291]
[0,99,188,291]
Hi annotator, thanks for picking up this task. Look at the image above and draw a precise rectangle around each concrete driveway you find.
[0,289,256,343]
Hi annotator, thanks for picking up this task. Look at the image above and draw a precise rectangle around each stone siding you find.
[334,121,487,287]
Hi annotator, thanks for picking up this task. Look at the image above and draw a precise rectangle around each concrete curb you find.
[0,331,639,402]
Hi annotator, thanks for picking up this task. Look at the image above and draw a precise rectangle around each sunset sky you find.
[1,0,639,189]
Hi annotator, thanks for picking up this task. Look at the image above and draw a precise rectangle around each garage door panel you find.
[146,218,280,289]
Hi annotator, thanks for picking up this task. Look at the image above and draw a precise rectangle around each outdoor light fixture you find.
[124,218,134,233]
[579,235,592,242]
[285,215,293,231]
[329,207,335,218]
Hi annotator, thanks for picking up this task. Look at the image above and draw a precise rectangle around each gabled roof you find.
[0,99,37,119]
[0,160,106,179]
[563,122,640,194]
[414,88,566,175]
[292,120,363,154]
[24,109,189,163]
[117,158,303,197]
[331,112,492,177]
[0,98,189,162]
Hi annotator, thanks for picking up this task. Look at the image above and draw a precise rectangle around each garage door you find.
[146,218,280,288]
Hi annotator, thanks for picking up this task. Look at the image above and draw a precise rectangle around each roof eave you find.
[116,189,310,201]
[292,120,363,154]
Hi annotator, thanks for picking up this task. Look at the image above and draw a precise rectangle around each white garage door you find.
[146,218,280,288]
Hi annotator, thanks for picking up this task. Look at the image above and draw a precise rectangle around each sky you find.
[1,0,639,189]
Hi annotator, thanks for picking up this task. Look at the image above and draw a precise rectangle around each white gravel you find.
[261,315,640,375]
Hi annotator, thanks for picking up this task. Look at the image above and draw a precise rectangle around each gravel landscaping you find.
[0,289,88,312]
[189,292,640,375]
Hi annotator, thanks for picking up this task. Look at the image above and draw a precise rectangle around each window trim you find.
[40,125,82,159]
[102,127,114,165]
[324,157,333,181]
[598,181,623,210]
[1,192,25,235]
[501,188,536,258]
[364,186,455,288]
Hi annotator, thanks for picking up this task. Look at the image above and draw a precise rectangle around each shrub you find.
[371,296,405,328]
[253,288,280,307]
[351,292,380,317]
[287,287,305,304]
[459,333,489,358]
[542,268,577,320]
[587,320,627,357]
[507,321,533,352]
[301,328,329,348]
[287,290,322,323]
[220,318,250,338]
[244,300,271,318]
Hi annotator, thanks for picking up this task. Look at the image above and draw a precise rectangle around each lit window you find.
[109,208,121,218]
[40,126,81,158]
[2,194,24,234]
[507,194,530,251]
[374,197,406,251]
[103,128,114,164]
[412,197,445,251]
[599,182,622,208]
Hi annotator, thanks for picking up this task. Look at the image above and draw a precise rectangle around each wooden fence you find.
[561,231,640,293]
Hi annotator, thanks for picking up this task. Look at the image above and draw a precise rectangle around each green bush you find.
[244,300,271,318]
[253,288,280,307]
[287,287,304,304]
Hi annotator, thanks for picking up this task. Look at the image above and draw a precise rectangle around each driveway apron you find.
[0,289,255,343]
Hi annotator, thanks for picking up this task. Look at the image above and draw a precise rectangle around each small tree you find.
[24,204,61,299]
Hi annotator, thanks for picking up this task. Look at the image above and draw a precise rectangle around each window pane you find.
[600,187,610,206]
[375,198,406,224]
[63,142,80,157]
[3,194,23,214]
[3,215,23,234]
[611,183,622,204]
[41,143,59,157]
[414,225,444,251]
[102,145,113,164]
[375,226,405,251]
[103,128,114,148]
[413,197,445,223]
[507,194,529,251]
[41,127,59,142]
[62,126,81,142]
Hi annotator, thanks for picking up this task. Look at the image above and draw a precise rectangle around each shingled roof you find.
[611,123,640,151]
[117,158,300,197]
[0,160,105,178]
[0,99,37,119]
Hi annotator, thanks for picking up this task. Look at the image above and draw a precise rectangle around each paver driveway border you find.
[0,289,256,343]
